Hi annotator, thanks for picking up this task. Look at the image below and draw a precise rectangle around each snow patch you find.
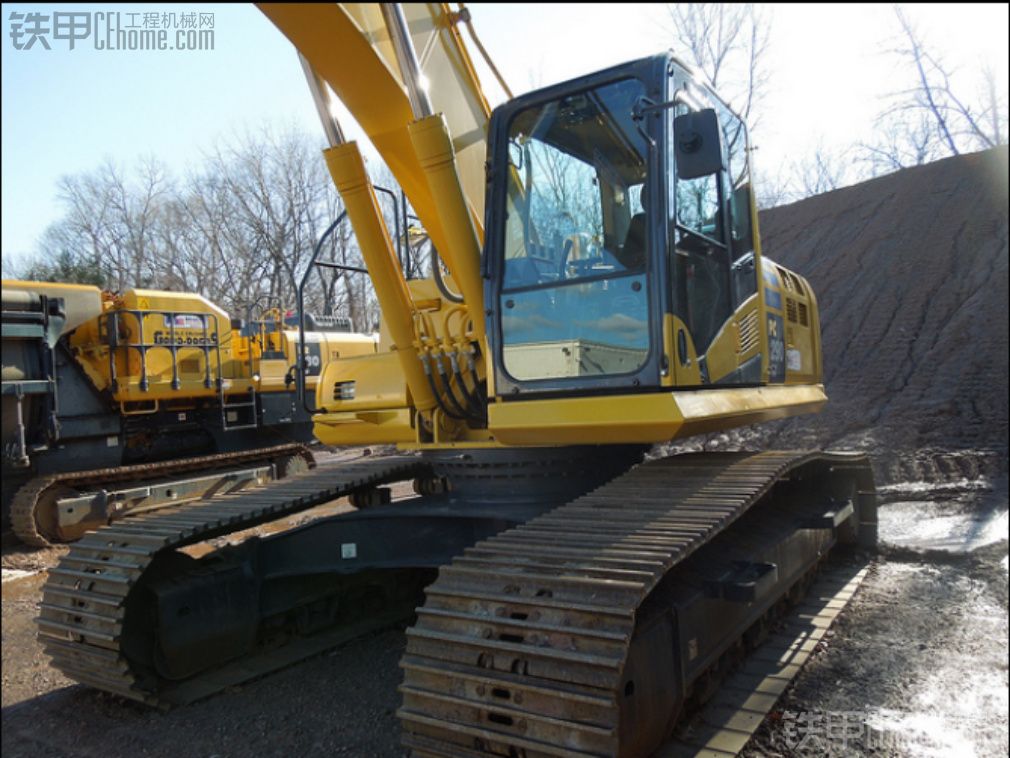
[879,501,1008,553]
[863,708,987,757]
[877,477,993,496]
[1,568,37,584]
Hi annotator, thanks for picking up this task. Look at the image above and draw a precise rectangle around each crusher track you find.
[399,450,875,757]
[11,443,314,547]
[36,453,432,706]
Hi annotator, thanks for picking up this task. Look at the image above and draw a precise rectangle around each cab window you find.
[500,78,651,382]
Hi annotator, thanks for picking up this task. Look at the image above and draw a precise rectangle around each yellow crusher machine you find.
[1,281,376,544]
[33,5,877,757]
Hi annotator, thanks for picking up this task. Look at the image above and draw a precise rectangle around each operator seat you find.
[621,216,647,269]
[617,185,648,270]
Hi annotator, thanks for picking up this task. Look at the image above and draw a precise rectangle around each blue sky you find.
[2,3,1007,267]
[1,3,321,265]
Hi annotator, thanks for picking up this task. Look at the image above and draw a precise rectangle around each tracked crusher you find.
[38,447,875,755]
[2,278,374,548]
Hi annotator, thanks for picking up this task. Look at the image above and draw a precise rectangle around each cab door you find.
[666,81,760,386]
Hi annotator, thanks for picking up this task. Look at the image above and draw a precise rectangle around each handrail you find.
[297,211,350,415]
[105,309,223,397]
[294,187,415,415]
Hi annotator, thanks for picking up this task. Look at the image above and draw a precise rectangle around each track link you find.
[398,450,875,757]
[37,454,431,706]
[11,443,313,547]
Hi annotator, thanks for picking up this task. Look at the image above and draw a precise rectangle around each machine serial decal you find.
[767,313,786,382]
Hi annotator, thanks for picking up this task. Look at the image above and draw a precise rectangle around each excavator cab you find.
[485,54,761,395]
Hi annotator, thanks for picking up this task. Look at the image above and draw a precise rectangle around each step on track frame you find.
[659,562,870,757]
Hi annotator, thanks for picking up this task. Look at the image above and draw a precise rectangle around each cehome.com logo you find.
[9,11,215,51]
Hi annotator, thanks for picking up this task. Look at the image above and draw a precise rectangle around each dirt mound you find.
[673,147,1010,482]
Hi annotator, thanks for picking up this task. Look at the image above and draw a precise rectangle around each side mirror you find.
[730,182,754,253]
[674,108,723,180]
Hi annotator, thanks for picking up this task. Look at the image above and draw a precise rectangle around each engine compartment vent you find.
[786,298,799,324]
[738,309,759,354]
[333,381,356,401]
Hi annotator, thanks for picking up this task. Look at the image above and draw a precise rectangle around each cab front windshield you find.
[500,78,650,382]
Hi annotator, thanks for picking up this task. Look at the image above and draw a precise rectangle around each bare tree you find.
[664,3,771,132]
[980,64,1006,148]
[53,166,116,286]
[859,111,945,174]
[860,6,1007,171]
[791,143,856,198]
[18,129,383,332]
[44,158,170,291]
[16,228,104,285]
[753,161,793,210]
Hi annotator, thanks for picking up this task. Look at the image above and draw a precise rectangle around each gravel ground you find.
[745,475,1009,758]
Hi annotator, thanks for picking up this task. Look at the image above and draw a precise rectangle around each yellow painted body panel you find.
[107,289,229,401]
[702,294,761,384]
[317,350,410,413]
[313,408,417,445]
[488,385,826,446]
[664,314,701,386]
[762,259,823,384]
[282,329,377,384]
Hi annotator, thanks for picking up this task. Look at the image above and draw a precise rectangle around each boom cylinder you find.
[381,3,485,341]
[322,142,437,413]
[408,114,486,341]
[380,3,433,119]
[299,53,345,148]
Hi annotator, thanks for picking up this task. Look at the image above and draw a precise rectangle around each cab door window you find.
[499,78,651,383]
[669,102,732,357]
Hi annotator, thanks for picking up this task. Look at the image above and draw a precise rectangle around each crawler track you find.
[36,454,431,706]
[11,443,313,547]
[398,450,875,757]
[36,447,874,755]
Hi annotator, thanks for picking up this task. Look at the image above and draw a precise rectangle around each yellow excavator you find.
[36,5,876,756]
